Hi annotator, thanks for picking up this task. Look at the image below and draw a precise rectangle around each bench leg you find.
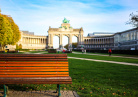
[3,85,7,97]
[57,84,61,97]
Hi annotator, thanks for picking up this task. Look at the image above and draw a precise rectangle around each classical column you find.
[42,38,44,44]
[48,34,51,47]
[50,34,53,47]
[69,34,72,45]
[77,35,79,44]
[81,34,83,44]
[59,34,63,47]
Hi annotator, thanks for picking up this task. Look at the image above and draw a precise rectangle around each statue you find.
[63,18,70,23]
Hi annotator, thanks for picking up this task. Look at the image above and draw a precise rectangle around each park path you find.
[0,90,79,97]
[22,51,138,66]
[68,56,138,66]
[72,52,138,59]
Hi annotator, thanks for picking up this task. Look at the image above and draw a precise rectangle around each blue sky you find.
[0,0,138,48]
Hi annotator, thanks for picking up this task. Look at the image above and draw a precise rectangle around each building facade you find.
[83,28,138,50]
[47,18,84,48]
[114,28,138,50]
[83,35,114,50]
[5,31,47,50]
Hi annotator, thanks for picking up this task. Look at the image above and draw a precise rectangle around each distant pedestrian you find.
[108,49,112,56]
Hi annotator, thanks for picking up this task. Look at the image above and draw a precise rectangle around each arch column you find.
[48,34,53,48]
[59,34,63,46]
[69,34,72,45]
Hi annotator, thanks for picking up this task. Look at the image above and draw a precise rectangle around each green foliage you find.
[3,15,21,45]
[64,43,78,49]
[0,13,13,49]
[64,44,68,49]
[47,49,57,51]
[18,44,22,49]
[72,42,78,48]
[16,44,19,49]
[0,13,21,50]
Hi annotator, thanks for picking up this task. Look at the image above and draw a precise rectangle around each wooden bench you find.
[0,54,72,97]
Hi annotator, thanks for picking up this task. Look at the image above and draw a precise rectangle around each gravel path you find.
[0,90,79,97]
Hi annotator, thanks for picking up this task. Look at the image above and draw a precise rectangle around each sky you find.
[0,0,138,48]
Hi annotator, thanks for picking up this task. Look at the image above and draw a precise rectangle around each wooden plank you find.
[0,72,69,75]
[0,62,68,64]
[0,69,69,72]
[0,75,69,77]
[0,81,72,84]
[0,77,72,84]
[0,59,68,61]
[0,77,72,80]
[0,57,67,59]
[0,54,67,56]
[0,67,68,69]
[0,64,68,66]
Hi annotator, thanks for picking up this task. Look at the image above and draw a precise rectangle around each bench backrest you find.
[0,54,68,61]
[0,54,69,78]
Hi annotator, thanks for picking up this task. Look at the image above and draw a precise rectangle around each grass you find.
[67,53,138,64]
[74,51,138,57]
[0,51,138,97]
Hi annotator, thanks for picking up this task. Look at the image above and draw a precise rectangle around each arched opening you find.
[53,36,59,49]
[63,36,69,48]
[72,36,78,49]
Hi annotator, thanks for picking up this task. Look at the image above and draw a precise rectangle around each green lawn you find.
[0,51,138,97]
[73,51,138,57]
[67,53,138,64]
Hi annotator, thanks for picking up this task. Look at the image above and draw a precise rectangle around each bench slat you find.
[0,54,67,57]
[0,57,67,59]
[0,72,69,74]
[0,69,69,72]
[0,67,68,69]
[0,64,68,66]
[0,59,68,61]
[0,77,72,84]
[0,75,69,77]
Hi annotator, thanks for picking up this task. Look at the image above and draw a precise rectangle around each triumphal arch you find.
[47,18,84,48]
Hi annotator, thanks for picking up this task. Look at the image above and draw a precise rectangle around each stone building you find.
[83,28,138,50]
[47,18,84,48]
[83,34,114,50]
[114,28,138,50]
[5,31,47,50]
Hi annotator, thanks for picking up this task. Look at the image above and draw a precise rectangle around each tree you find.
[64,42,78,49]
[72,43,78,48]
[0,13,13,50]
[0,12,21,50]
[3,15,21,45]
[64,44,68,49]
[127,11,138,27]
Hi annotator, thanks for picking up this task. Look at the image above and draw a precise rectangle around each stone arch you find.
[47,20,84,48]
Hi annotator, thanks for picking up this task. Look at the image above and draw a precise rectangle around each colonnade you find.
[83,37,114,49]
[84,37,114,44]
[23,37,46,44]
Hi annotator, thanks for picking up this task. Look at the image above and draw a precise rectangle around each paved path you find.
[68,57,138,66]
[73,52,138,59]
[0,90,79,97]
